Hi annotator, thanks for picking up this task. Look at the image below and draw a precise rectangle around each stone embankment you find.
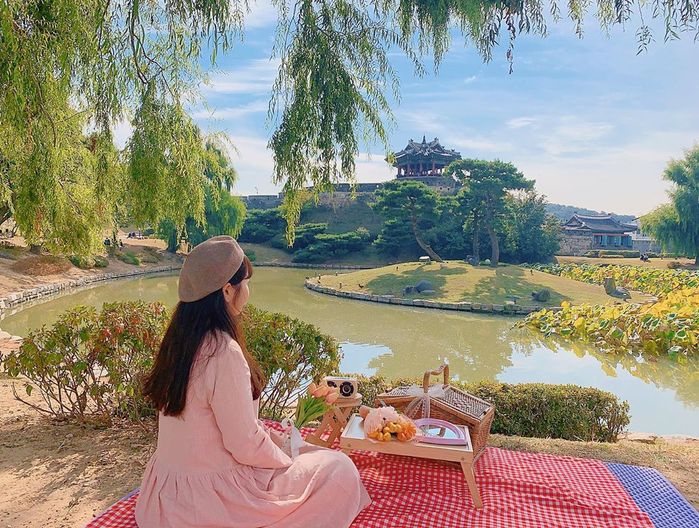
[305,279,560,316]
[0,264,181,320]
[255,262,372,270]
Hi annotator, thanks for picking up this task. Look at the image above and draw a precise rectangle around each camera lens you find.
[339,381,354,397]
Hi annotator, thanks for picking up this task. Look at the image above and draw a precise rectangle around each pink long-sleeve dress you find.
[135,332,371,528]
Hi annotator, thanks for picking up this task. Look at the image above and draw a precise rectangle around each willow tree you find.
[643,146,699,264]
[2,0,698,252]
[158,140,247,252]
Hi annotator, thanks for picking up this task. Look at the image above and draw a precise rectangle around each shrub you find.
[139,247,161,264]
[2,302,169,422]
[667,261,682,269]
[140,253,160,264]
[245,249,256,262]
[2,302,340,424]
[583,250,599,257]
[116,251,140,265]
[93,255,109,268]
[243,305,341,420]
[292,228,371,263]
[69,255,96,269]
[353,375,629,442]
[598,250,640,258]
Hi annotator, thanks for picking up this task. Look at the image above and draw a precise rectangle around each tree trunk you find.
[486,222,499,267]
[166,229,180,253]
[695,253,698,266]
[410,214,443,262]
[0,205,11,226]
[471,216,480,263]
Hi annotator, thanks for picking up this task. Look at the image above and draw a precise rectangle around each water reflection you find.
[1,269,697,434]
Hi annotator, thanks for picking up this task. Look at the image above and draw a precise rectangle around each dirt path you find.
[0,374,155,527]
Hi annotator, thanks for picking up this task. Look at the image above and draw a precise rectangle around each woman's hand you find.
[267,427,287,449]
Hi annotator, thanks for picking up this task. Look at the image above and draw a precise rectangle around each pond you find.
[2,268,698,435]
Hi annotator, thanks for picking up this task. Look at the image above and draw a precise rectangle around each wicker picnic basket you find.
[376,365,495,460]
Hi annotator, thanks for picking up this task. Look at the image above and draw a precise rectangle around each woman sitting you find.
[136,236,370,528]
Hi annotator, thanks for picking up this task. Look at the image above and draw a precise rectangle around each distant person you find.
[136,236,370,528]
[103,238,111,247]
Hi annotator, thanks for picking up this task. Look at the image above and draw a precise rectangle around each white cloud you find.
[191,100,268,120]
[463,75,477,84]
[538,116,614,156]
[204,59,280,95]
[244,0,278,29]
[355,153,394,183]
[506,117,537,129]
[112,119,133,149]
[450,135,513,155]
[515,130,699,214]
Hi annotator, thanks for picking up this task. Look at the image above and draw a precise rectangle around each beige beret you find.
[178,236,245,302]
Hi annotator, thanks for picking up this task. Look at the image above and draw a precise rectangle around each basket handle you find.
[422,364,450,393]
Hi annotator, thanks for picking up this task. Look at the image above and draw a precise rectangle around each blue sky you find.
[118,3,699,216]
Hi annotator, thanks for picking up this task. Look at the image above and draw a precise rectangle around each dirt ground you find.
[0,235,177,300]
[0,374,697,528]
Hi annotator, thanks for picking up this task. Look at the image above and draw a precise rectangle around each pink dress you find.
[135,332,371,528]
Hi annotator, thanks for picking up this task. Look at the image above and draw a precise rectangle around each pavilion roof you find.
[562,214,635,234]
[390,136,461,166]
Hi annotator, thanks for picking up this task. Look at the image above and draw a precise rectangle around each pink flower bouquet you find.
[294,380,340,428]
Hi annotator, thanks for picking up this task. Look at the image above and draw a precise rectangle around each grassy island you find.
[316,261,651,307]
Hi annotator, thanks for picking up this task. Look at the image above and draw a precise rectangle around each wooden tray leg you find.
[461,461,482,509]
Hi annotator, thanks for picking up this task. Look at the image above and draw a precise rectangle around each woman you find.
[136,236,370,528]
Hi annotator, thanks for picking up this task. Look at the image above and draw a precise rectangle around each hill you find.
[545,203,636,224]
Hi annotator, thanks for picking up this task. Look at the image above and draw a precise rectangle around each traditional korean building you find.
[389,136,462,193]
[559,214,637,255]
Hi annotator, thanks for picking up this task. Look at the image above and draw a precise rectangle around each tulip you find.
[307,382,318,396]
[312,382,330,398]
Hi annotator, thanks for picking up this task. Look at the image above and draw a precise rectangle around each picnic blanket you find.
[86,423,699,528]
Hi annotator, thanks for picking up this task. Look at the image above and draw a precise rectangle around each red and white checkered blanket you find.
[87,423,654,528]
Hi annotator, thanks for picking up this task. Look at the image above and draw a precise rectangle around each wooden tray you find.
[340,414,482,508]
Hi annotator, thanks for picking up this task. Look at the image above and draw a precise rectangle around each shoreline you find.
[304,277,558,316]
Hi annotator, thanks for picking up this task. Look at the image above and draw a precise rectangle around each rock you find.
[418,256,431,263]
[414,280,434,293]
[622,432,658,444]
[531,288,551,302]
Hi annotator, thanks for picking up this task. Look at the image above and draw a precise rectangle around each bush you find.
[353,375,629,442]
[583,250,599,257]
[244,249,256,262]
[2,302,340,424]
[69,255,96,269]
[292,228,371,263]
[244,305,341,420]
[140,253,160,264]
[3,302,168,423]
[667,261,682,269]
[598,250,640,258]
[116,251,140,265]
[94,255,109,267]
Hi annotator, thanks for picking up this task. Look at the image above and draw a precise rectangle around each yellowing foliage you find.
[519,288,699,358]
[527,263,698,297]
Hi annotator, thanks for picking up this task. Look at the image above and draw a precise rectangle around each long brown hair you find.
[143,256,266,416]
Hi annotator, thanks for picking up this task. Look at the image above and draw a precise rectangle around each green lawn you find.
[319,261,652,306]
